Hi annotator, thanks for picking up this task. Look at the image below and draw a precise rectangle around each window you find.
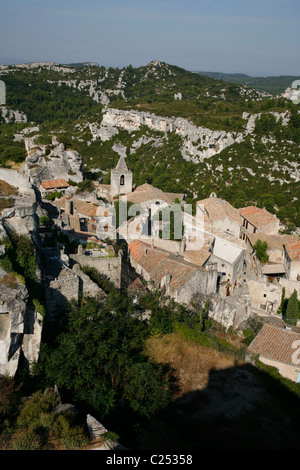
[120,175,125,186]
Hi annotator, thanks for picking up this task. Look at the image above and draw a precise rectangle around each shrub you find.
[253,240,269,265]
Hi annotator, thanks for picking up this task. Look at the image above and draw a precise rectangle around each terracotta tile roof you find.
[60,196,98,218]
[41,179,69,190]
[248,233,299,251]
[128,239,152,261]
[197,197,241,225]
[124,183,184,205]
[183,246,211,266]
[284,240,300,261]
[239,206,278,228]
[128,240,202,291]
[248,324,300,366]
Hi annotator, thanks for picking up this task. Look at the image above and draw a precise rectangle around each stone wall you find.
[258,356,300,382]
[174,266,217,305]
[46,268,80,321]
[70,251,122,288]
[280,278,300,298]
[247,279,282,315]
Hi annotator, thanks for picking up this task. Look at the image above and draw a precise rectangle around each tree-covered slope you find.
[0,60,299,229]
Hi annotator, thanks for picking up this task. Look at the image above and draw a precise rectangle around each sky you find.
[0,0,299,76]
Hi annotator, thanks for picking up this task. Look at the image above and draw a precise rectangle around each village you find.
[1,145,300,386]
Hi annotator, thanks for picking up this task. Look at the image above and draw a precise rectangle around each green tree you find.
[253,240,269,265]
[35,295,171,418]
[285,290,299,325]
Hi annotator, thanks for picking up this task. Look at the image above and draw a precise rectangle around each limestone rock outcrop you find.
[0,267,42,376]
[98,107,244,163]
[22,138,83,187]
[0,169,38,236]
[1,107,28,124]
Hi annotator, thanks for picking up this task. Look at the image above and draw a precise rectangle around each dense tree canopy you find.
[35,294,172,419]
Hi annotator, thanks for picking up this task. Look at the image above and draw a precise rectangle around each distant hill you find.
[195,71,299,95]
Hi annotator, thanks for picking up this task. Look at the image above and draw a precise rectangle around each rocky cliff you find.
[0,168,38,236]
[0,266,42,376]
[96,107,244,163]
[22,137,83,187]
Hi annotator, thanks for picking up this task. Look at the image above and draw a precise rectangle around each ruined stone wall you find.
[247,279,282,315]
[46,271,80,321]
[70,252,122,288]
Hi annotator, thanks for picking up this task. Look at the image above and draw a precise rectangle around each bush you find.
[253,240,269,265]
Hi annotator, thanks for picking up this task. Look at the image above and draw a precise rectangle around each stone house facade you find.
[283,240,300,282]
[128,239,218,305]
[248,323,300,382]
[240,206,279,240]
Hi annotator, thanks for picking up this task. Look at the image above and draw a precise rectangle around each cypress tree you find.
[285,290,299,325]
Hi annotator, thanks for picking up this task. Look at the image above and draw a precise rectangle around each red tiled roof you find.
[284,240,300,261]
[239,206,278,228]
[128,240,203,291]
[248,233,299,251]
[248,323,300,366]
[183,246,211,266]
[41,179,69,190]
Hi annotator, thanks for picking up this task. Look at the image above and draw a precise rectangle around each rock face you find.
[281,85,300,104]
[1,107,28,123]
[0,267,42,376]
[99,108,244,163]
[0,169,38,236]
[22,138,83,187]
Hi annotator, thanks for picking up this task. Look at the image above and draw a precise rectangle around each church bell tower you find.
[110,156,133,197]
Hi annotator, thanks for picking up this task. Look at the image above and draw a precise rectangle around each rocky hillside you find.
[0,60,300,229]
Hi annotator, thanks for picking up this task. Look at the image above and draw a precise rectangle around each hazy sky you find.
[0,0,299,75]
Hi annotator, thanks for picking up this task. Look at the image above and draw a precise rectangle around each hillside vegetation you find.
[0,60,300,228]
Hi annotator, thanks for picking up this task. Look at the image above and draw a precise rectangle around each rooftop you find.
[248,323,300,366]
[60,196,98,218]
[123,183,184,206]
[41,179,69,190]
[239,206,278,228]
[183,246,211,267]
[197,197,241,225]
[111,156,132,174]
[248,232,299,251]
[284,240,300,261]
[128,239,204,290]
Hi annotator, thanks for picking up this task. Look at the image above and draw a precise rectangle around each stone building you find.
[246,232,299,280]
[239,206,279,240]
[248,323,300,383]
[110,156,132,198]
[128,239,217,305]
[283,240,300,281]
[40,179,69,197]
[70,246,122,288]
[197,196,241,238]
